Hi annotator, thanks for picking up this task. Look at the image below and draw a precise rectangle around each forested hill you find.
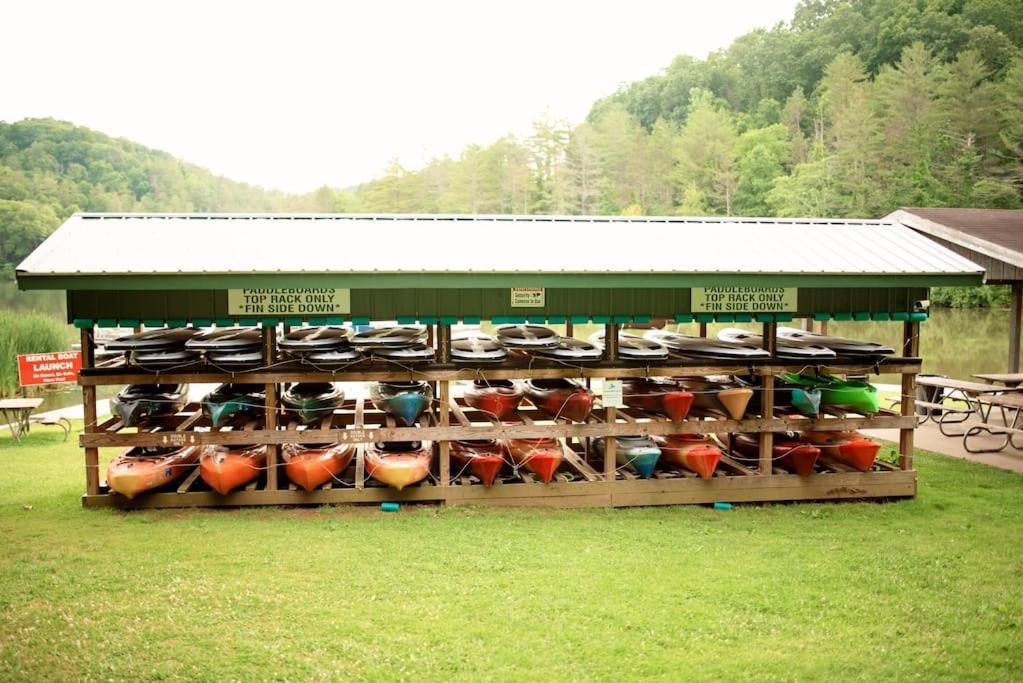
[353,0,1023,217]
[0,119,335,277]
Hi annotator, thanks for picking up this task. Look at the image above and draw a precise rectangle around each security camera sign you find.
[228,288,351,315]
[691,287,797,313]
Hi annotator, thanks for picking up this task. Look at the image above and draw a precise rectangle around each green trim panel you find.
[73,318,93,329]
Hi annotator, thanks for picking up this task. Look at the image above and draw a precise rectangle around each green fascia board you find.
[632,315,651,324]
[612,315,631,324]
[891,312,910,321]
[872,312,891,321]
[352,316,371,325]
[118,319,139,328]
[910,312,929,322]
[853,311,871,321]
[833,312,853,321]
[592,315,611,324]
[143,318,165,327]
[813,312,831,321]
[674,314,693,323]
[260,318,279,327]
[734,313,753,323]
[396,316,417,325]
[96,318,117,328]
[440,316,458,325]
[570,315,590,324]
[714,314,735,323]
[418,316,438,324]
[16,271,986,291]
[774,313,794,323]
[214,317,235,326]
[547,315,566,324]
[167,319,188,328]
[526,316,547,324]
[284,317,304,326]
[754,313,775,323]
[238,318,258,326]
[73,318,93,329]
[324,316,345,325]
[695,313,714,323]
[192,318,212,327]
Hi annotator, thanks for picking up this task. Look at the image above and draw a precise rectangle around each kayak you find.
[279,326,352,352]
[621,378,694,422]
[644,330,770,360]
[717,432,821,476]
[352,326,427,348]
[206,349,265,369]
[451,335,507,364]
[717,328,836,360]
[450,439,505,487]
[587,330,670,362]
[801,430,880,471]
[111,384,189,427]
[676,377,752,420]
[777,327,894,358]
[593,435,661,478]
[106,445,200,499]
[185,327,262,351]
[781,374,879,415]
[105,328,198,351]
[503,437,563,483]
[370,381,433,426]
[653,434,721,480]
[495,324,559,349]
[533,337,602,363]
[130,348,201,369]
[282,441,356,492]
[462,379,523,420]
[365,440,433,490]
[199,444,268,495]
[523,378,594,422]
[301,347,364,366]
[201,384,265,428]
[735,375,821,417]
[371,345,437,363]
[281,382,345,425]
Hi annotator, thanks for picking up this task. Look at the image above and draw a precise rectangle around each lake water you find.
[2,281,1017,411]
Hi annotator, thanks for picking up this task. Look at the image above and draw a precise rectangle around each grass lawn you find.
[1,424,1021,680]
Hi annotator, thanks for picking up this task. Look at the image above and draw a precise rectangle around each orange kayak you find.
[801,430,880,471]
[199,444,268,495]
[283,442,356,492]
[504,436,564,483]
[450,439,505,487]
[365,441,433,490]
[107,445,200,499]
[653,434,721,480]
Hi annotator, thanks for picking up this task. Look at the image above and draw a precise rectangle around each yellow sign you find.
[227,288,351,316]
[691,287,797,313]
[510,287,545,308]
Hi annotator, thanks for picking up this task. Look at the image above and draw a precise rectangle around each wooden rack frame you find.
[78,321,921,509]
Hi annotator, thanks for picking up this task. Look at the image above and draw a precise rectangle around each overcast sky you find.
[3,0,798,193]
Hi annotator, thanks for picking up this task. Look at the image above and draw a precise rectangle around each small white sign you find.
[510,287,545,308]
[602,380,624,408]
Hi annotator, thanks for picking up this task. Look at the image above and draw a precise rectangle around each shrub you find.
[930,285,1011,309]
[0,310,68,396]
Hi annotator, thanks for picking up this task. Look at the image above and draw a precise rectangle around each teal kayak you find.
[781,374,879,415]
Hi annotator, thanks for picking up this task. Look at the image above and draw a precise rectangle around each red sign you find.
[17,351,82,386]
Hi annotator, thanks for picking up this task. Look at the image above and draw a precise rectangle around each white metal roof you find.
[17,213,984,277]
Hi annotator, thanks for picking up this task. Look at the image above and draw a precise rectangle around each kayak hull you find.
[463,380,524,420]
[450,439,505,487]
[523,379,594,422]
[720,433,821,476]
[621,378,694,422]
[370,381,433,427]
[365,442,433,490]
[107,446,200,498]
[283,442,356,491]
[504,437,563,483]
[801,430,880,471]
[594,436,661,478]
[653,434,721,480]
[281,382,345,425]
[199,445,268,495]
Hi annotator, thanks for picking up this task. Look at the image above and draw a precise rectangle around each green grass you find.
[1,425,1021,680]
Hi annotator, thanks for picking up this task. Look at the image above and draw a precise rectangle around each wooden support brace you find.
[81,327,100,496]
[604,405,616,482]
[262,325,278,490]
[354,397,366,489]
[759,322,777,475]
[899,321,920,470]
[439,379,450,488]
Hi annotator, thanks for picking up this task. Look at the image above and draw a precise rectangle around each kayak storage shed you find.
[16,213,985,509]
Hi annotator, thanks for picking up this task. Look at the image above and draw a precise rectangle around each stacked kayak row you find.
[98,324,897,370]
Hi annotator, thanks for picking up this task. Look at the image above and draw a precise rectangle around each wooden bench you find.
[28,415,72,441]
[964,393,1023,454]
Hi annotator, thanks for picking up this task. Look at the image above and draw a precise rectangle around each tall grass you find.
[0,310,68,397]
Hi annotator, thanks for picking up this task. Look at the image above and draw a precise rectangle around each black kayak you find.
[451,335,507,364]
[185,328,262,351]
[776,327,895,358]
[130,348,202,369]
[644,330,770,360]
[495,324,560,349]
[352,326,427,348]
[111,383,190,427]
[372,345,437,363]
[206,349,265,369]
[533,337,602,363]
[301,348,364,366]
[281,382,345,425]
[201,384,266,428]
[279,326,352,351]
[717,328,836,360]
[105,328,198,351]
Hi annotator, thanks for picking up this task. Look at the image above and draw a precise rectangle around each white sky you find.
[3,0,798,193]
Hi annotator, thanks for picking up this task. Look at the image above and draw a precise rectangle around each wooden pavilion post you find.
[262,325,278,490]
[81,327,99,496]
[437,324,451,490]
[1010,282,1022,373]
[899,321,920,470]
[758,321,777,475]
[698,322,708,338]
[603,322,617,485]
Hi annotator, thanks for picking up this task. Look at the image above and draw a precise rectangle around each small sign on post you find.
[18,351,82,386]
[602,379,624,408]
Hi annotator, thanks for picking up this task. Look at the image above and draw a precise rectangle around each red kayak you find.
[622,378,694,422]
[801,430,880,471]
[462,379,524,420]
[504,437,564,483]
[283,442,356,491]
[653,434,721,480]
[450,439,505,487]
[523,379,594,422]
[199,444,268,495]
[718,432,821,476]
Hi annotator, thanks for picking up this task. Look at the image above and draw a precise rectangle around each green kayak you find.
[781,374,879,415]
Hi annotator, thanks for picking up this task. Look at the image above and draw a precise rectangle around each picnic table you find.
[965,392,1023,453]
[973,373,1023,388]
[0,398,44,442]
[913,376,1023,437]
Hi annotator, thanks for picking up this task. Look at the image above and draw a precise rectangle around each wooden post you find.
[437,323,451,364]
[899,321,920,470]
[81,327,99,496]
[758,321,777,475]
[604,322,618,361]
[439,379,450,490]
[802,317,813,332]
[604,405,616,485]
[262,325,278,490]
[698,322,708,338]
[565,320,574,338]
[1010,282,1022,373]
